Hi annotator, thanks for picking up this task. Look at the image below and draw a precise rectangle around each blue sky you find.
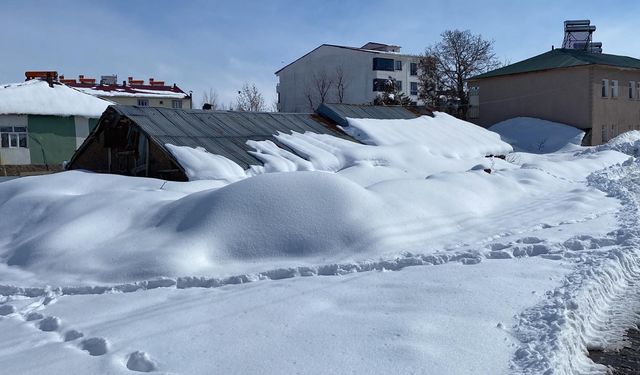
[1,0,639,107]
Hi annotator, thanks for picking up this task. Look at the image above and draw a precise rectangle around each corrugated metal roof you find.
[470,48,640,80]
[111,106,354,169]
[317,103,420,127]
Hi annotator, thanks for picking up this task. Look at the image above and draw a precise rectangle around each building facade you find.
[467,48,640,145]
[61,75,192,110]
[275,42,422,113]
[0,78,110,171]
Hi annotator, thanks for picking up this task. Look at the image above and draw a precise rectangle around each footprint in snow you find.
[64,329,84,342]
[126,351,158,372]
[0,304,16,316]
[80,337,109,356]
[25,312,44,321]
[38,316,61,332]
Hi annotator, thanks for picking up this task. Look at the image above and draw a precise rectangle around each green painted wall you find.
[28,115,76,164]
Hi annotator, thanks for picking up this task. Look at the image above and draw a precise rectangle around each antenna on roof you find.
[562,20,602,53]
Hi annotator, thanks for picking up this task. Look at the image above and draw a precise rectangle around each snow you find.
[0,80,112,117]
[489,117,585,153]
[165,144,246,182]
[73,86,187,99]
[2,112,640,374]
[343,112,513,157]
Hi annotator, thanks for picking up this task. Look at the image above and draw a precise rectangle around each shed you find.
[66,105,355,181]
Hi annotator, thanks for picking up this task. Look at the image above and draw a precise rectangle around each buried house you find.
[66,105,363,181]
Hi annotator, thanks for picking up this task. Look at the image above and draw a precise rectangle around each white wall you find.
[277,45,421,113]
[0,115,30,165]
[74,116,90,149]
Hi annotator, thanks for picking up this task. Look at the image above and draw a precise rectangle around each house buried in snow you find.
[66,104,427,181]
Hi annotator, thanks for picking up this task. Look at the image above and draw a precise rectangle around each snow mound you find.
[0,80,112,117]
[165,144,247,182]
[155,171,385,260]
[598,130,640,156]
[489,117,584,153]
[343,112,513,158]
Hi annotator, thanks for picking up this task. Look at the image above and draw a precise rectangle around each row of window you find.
[601,79,640,99]
[0,126,28,148]
[137,99,183,108]
[372,80,419,95]
[372,58,418,76]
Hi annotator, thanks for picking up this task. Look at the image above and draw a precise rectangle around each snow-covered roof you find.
[0,80,112,118]
[72,85,188,99]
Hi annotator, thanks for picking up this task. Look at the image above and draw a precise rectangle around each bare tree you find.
[420,29,500,117]
[334,66,347,103]
[417,55,440,107]
[304,70,334,111]
[235,83,266,112]
[201,89,220,110]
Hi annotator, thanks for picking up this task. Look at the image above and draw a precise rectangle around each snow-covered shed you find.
[67,105,357,181]
[0,79,111,170]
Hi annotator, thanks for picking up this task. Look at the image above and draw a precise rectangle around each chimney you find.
[149,78,154,84]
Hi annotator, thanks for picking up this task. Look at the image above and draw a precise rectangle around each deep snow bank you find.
[489,117,585,153]
[344,112,513,157]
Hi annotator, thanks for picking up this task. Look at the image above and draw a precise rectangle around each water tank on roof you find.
[100,75,117,85]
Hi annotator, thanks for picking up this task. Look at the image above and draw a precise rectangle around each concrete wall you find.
[277,45,421,113]
[590,66,640,144]
[469,66,592,130]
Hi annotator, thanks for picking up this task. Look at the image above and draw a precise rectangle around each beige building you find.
[61,75,192,110]
[467,48,640,145]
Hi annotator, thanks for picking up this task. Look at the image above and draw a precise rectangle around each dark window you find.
[410,63,418,76]
[396,80,402,91]
[0,134,7,148]
[373,79,387,91]
[137,99,149,106]
[373,58,394,71]
[395,60,402,71]
[18,134,27,148]
[410,82,418,96]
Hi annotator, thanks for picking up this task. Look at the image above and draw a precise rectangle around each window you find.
[172,100,182,109]
[602,79,609,97]
[137,99,149,106]
[611,80,619,98]
[395,60,402,71]
[373,79,387,91]
[601,125,608,142]
[0,126,28,148]
[410,62,418,76]
[630,81,637,99]
[396,80,402,91]
[372,58,395,71]
[410,82,418,96]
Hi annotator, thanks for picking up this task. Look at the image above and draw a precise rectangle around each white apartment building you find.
[275,42,422,113]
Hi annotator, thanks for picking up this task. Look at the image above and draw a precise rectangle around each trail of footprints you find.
[0,229,622,373]
[0,298,157,372]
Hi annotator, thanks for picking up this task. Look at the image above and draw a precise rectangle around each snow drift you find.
[489,117,585,153]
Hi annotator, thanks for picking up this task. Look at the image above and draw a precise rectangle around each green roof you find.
[469,48,640,80]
